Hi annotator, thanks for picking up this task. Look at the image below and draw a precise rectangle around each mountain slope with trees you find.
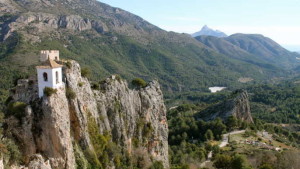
[0,0,298,108]
[196,33,300,69]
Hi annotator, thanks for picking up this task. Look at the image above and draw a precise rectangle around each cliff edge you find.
[3,60,169,168]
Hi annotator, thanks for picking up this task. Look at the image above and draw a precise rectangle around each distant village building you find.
[36,50,63,97]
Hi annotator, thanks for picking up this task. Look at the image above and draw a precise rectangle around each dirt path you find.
[200,130,246,168]
[219,130,246,148]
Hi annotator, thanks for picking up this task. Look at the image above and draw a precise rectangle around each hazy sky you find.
[99,0,300,51]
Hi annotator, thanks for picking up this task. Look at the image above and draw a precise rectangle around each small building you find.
[40,50,60,62]
[36,51,63,97]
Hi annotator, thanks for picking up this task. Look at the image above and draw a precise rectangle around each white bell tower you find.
[36,50,64,97]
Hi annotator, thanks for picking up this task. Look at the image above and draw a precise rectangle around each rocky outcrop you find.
[93,77,168,167]
[4,60,169,168]
[58,15,92,31]
[0,158,3,169]
[27,154,52,169]
[37,87,75,169]
[0,0,159,43]
[1,12,108,41]
[230,91,253,123]
[198,90,254,123]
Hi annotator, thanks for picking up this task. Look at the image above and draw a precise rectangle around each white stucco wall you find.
[37,67,63,97]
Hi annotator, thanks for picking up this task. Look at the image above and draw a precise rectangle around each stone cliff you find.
[3,60,169,168]
[197,90,254,123]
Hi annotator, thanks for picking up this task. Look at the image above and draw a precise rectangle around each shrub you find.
[5,96,13,105]
[74,143,88,169]
[150,161,164,169]
[84,149,103,169]
[226,116,238,130]
[91,83,100,90]
[115,75,121,82]
[132,78,147,88]
[143,122,153,138]
[231,154,248,169]
[214,154,250,169]
[114,155,121,168]
[28,80,34,86]
[66,87,76,100]
[87,113,111,168]
[81,67,91,78]
[204,129,214,141]
[44,87,57,97]
[78,82,84,87]
[259,164,273,169]
[7,101,27,119]
[214,154,232,169]
[99,80,106,85]
[132,138,140,148]
[3,139,22,165]
[65,61,72,69]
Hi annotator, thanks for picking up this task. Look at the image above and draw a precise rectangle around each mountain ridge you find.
[192,25,227,38]
[195,33,300,69]
[0,0,298,107]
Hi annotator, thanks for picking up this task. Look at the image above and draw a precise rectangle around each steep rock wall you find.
[197,90,254,123]
[4,60,169,168]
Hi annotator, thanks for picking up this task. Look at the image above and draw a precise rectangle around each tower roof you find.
[36,59,63,69]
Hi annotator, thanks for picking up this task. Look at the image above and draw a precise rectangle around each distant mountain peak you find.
[202,25,209,29]
[192,25,227,38]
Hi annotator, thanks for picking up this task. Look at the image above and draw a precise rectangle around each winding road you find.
[200,130,246,168]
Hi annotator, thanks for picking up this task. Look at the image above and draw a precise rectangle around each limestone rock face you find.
[198,90,254,123]
[0,158,3,169]
[1,12,108,41]
[58,15,92,31]
[64,60,97,150]
[94,77,169,167]
[5,60,169,168]
[230,91,253,123]
[27,154,52,169]
[37,87,75,169]
[12,79,38,104]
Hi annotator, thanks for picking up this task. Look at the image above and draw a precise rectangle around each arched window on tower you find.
[55,56,58,61]
[43,72,48,81]
[56,71,59,84]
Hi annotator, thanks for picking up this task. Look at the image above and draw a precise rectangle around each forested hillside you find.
[195,34,300,69]
[168,104,300,168]
[0,0,299,109]
[166,77,300,125]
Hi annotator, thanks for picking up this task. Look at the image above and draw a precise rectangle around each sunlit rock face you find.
[5,60,169,168]
[197,90,254,123]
